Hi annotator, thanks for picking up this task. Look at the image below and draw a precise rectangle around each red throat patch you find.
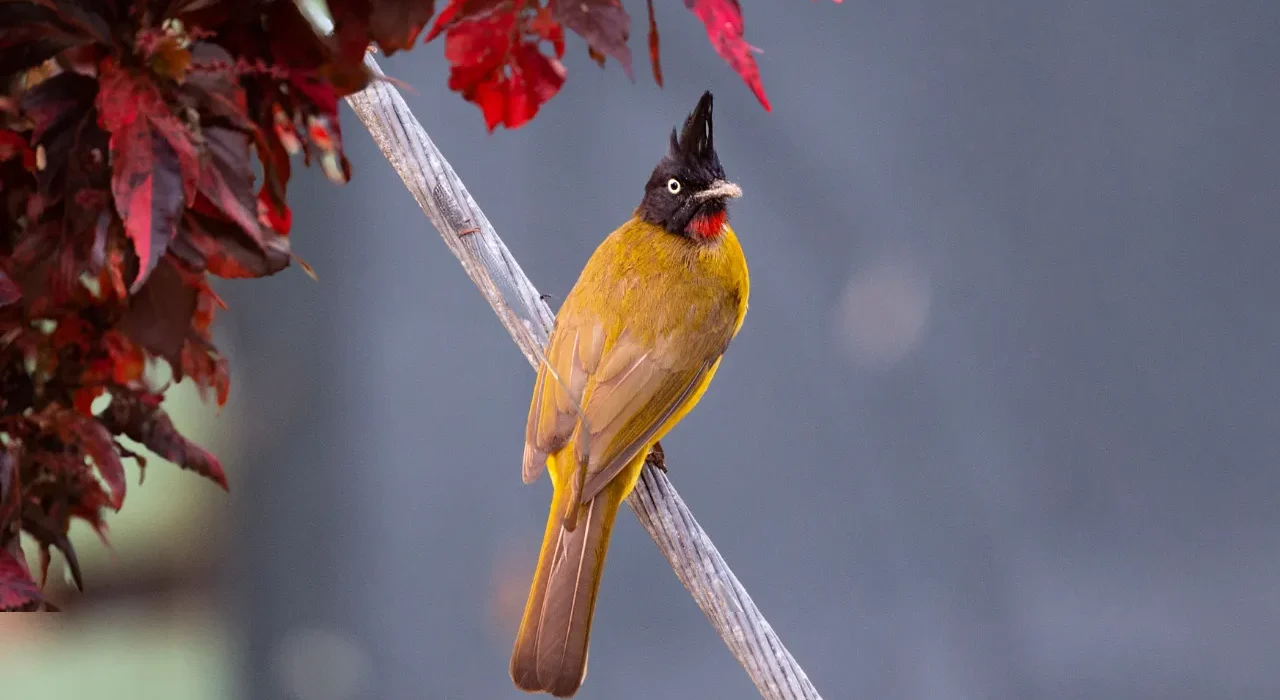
[687,210,727,239]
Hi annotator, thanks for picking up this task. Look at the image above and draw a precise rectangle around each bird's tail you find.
[510,456,627,698]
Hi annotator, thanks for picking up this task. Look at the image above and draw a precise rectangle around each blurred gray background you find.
[222,1,1280,699]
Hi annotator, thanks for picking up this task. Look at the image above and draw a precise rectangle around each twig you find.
[345,54,823,700]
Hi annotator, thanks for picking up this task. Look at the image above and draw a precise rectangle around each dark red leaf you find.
[167,0,228,17]
[257,185,293,235]
[215,0,369,98]
[172,210,291,278]
[69,413,126,511]
[34,0,115,47]
[117,257,197,369]
[328,0,439,55]
[98,61,202,202]
[552,0,632,79]
[182,43,256,132]
[100,393,228,490]
[0,129,35,170]
[0,3,91,80]
[369,0,440,53]
[443,5,567,130]
[22,71,99,144]
[97,62,196,292]
[0,546,40,612]
[684,0,771,111]
[108,126,184,292]
[21,503,85,591]
[181,337,230,407]
[197,125,261,240]
[646,0,663,88]
[426,0,510,42]
[73,385,106,415]
[23,72,104,212]
[0,445,19,534]
[104,331,146,385]
[0,269,19,307]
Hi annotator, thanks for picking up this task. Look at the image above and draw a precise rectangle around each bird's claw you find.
[647,442,667,473]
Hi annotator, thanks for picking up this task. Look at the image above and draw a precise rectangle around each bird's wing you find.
[523,310,727,503]
[573,331,719,502]
[522,314,605,484]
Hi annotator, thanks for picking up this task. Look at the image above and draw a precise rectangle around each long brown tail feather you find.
[511,483,623,697]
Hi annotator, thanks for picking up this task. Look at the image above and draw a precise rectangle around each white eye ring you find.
[666,178,682,194]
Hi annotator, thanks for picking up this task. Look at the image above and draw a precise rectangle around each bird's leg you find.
[646,441,667,473]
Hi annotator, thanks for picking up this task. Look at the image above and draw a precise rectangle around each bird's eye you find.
[666,178,682,194]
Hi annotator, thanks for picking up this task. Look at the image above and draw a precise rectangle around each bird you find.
[509,91,750,698]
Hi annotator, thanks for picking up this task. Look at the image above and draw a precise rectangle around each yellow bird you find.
[510,91,750,697]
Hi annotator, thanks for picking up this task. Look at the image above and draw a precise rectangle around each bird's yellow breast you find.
[561,217,750,348]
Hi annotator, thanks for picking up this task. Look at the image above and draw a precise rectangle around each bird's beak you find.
[695,179,743,201]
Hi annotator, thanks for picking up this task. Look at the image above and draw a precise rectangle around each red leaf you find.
[196,125,261,240]
[443,5,567,130]
[426,0,510,42]
[21,503,85,591]
[73,385,105,415]
[0,3,93,80]
[98,61,205,290]
[329,0,439,55]
[0,129,35,171]
[172,210,291,279]
[684,0,771,111]
[181,338,230,407]
[257,186,293,235]
[551,0,632,78]
[100,393,228,490]
[117,257,197,369]
[22,71,101,198]
[0,269,19,307]
[107,126,185,292]
[369,0,440,53]
[181,43,256,133]
[0,445,20,536]
[98,62,201,202]
[646,0,662,87]
[104,331,146,385]
[69,414,126,511]
[0,546,40,612]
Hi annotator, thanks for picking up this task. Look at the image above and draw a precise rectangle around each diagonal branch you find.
[345,54,822,700]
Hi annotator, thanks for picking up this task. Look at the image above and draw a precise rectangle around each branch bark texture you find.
[345,54,822,700]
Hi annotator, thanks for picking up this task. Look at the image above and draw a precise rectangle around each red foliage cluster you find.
[429,0,790,130]
[0,0,404,611]
[0,0,824,610]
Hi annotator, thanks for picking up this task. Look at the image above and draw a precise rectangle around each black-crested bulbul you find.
[510,91,750,697]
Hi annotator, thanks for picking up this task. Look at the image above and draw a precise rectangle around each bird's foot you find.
[647,442,667,473]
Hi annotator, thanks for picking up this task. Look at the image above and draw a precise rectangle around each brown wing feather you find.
[573,337,716,501]
[525,305,733,503]
[523,317,604,484]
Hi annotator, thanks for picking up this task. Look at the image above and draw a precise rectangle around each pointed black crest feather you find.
[671,91,715,160]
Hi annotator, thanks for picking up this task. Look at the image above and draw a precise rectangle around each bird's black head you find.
[637,91,741,241]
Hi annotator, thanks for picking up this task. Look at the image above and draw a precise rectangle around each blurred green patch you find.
[0,604,233,700]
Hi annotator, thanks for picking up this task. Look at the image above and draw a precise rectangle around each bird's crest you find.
[670,91,717,165]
